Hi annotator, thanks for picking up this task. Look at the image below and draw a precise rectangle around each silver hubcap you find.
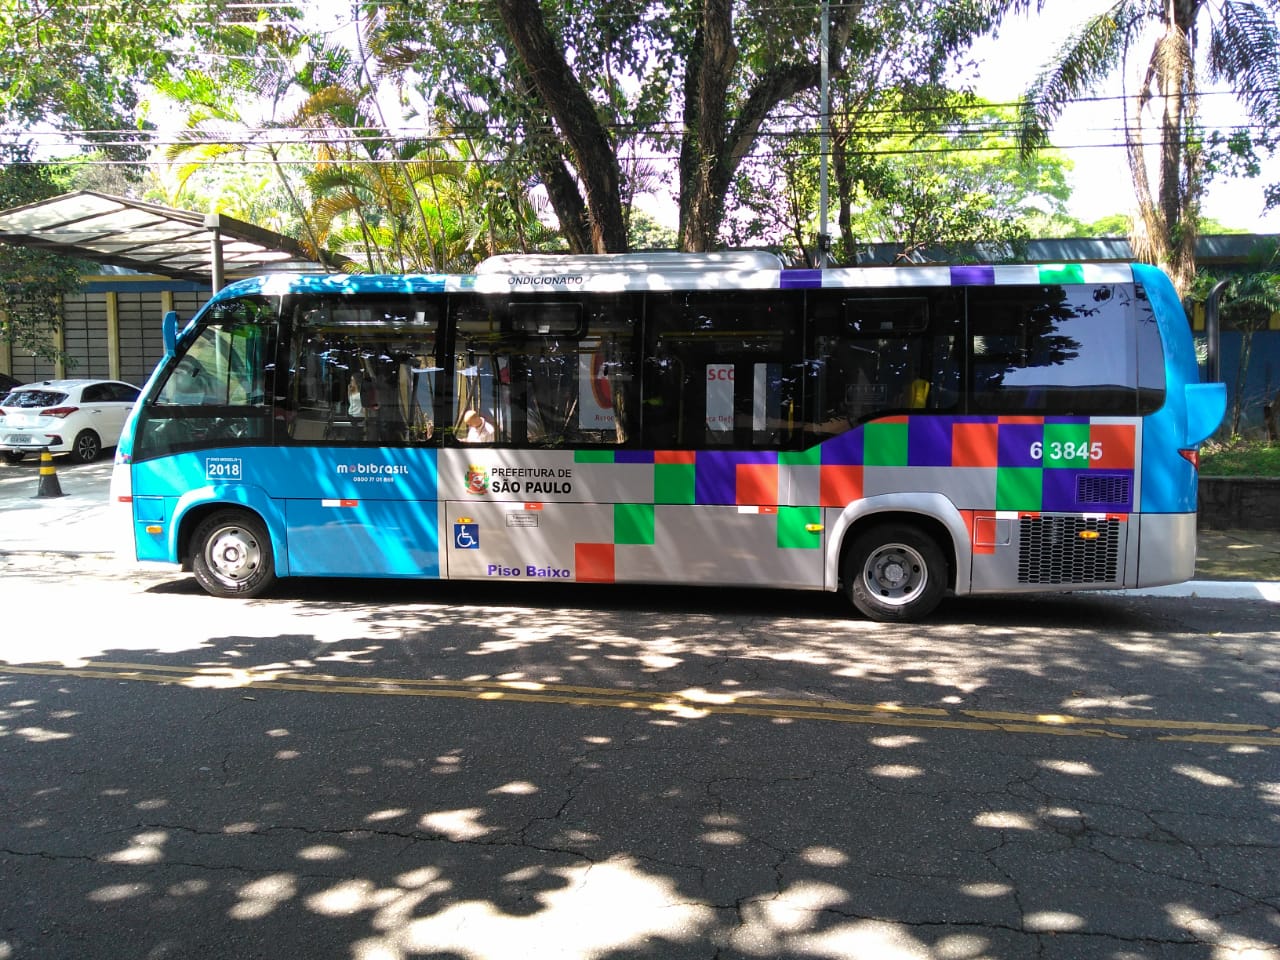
[862,542,927,606]
[205,526,261,584]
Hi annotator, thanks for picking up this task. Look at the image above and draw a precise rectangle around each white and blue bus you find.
[110,252,1226,621]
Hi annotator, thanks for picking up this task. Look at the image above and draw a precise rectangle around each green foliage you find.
[730,96,1072,262]
[0,0,241,158]
[153,14,557,272]
[846,101,1071,260]
[0,151,83,363]
[1200,439,1280,477]
[375,0,1002,252]
[1008,0,1280,294]
[1190,240,1280,437]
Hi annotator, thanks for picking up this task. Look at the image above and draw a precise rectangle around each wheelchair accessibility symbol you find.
[454,523,480,549]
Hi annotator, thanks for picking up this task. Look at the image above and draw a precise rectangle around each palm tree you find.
[1006,0,1280,295]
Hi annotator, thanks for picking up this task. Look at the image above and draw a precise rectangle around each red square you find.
[655,450,697,464]
[952,422,999,467]
[1089,424,1136,469]
[736,463,778,506]
[575,543,615,583]
[819,465,863,507]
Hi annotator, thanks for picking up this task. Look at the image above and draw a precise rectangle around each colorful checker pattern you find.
[570,416,1137,577]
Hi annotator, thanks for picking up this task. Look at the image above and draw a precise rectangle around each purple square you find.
[821,429,864,466]
[908,418,952,466]
[951,265,994,286]
[1041,469,1080,512]
[999,424,1044,467]
[614,450,655,464]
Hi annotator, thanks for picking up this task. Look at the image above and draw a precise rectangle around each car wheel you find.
[191,510,276,599]
[68,430,102,464]
[844,522,947,622]
[3,451,24,464]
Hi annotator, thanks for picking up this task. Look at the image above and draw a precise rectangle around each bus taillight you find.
[1179,448,1200,470]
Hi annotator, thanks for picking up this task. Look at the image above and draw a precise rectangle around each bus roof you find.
[211,257,1139,301]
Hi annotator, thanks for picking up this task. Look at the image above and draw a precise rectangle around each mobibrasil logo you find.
[465,464,489,495]
[336,462,410,483]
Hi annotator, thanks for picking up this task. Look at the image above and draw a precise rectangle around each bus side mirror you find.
[162,311,178,356]
[1183,382,1227,447]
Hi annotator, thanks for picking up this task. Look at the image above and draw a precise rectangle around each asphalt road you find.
[1,558,1277,960]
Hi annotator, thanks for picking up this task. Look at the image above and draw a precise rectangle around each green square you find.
[863,422,908,466]
[780,447,821,467]
[1043,422,1091,468]
[777,506,822,549]
[615,503,655,545]
[575,450,615,463]
[1037,264,1085,285]
[654,463,695,504]
[997,468,1043,511]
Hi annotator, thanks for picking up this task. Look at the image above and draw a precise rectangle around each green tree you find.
[1006,0,1280,296]
[157,13,553,272]
[0,149,83,365]
[381,0,999,253]
[0,0,248,167]
[155,22,339,266]
[844,101,1070,261]
[731,99,1072,262]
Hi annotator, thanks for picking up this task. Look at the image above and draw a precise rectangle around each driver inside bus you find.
[168,358,214,404]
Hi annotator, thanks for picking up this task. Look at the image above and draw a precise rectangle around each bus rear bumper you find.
[1136,512,1198,587]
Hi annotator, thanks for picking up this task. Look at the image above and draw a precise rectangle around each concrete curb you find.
[1114,580,1280,602]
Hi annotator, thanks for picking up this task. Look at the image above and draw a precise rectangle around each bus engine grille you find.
[1017,517,1121,585]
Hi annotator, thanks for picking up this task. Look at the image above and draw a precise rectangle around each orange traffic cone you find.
[35,448,64,498]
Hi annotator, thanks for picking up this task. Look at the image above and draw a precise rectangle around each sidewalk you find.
[1,456,1277,600]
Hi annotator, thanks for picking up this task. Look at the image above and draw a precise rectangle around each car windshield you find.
[4,390,67,408]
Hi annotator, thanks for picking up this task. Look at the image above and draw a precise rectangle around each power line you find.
[3,135,1256,168]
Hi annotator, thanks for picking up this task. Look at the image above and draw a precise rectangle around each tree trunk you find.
[1126,5,1201,297]
[495,0,628,252]
[679,0,861,252]
[539,159,594,254]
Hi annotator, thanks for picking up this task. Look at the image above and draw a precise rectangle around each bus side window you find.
[643,290,801,450]
[806,291,960,436]
[449,295,638,447]
[284,295,439,446]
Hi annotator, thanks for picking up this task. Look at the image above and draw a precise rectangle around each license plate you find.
[5,433,33,444]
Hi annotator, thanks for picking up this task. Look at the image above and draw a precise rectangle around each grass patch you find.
[1200,439,1280,477]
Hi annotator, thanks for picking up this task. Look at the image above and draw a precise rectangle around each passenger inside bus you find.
[462,409,495,443]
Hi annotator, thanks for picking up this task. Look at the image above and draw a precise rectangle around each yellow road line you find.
[2,660,1277,746]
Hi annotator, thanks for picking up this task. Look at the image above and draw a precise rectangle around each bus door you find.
[279,293,443,579]
[636,290,822,590]
[441,293,643,586]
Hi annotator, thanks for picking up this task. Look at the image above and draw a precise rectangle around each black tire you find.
[191,510,276,598]
[68,429,102,464]
[3,450,24,464]
[844,522,947,622]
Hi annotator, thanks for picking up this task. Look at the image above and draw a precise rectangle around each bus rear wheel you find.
[844,523,946,622]
[191,510,276,598]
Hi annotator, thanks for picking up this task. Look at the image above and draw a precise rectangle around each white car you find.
[1,379,141,464]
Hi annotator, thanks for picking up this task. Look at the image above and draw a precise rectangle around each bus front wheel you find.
[191,510,276,599]
[844,523,946,622]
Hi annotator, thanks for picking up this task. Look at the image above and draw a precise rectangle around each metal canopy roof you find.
[0,190,323,284]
